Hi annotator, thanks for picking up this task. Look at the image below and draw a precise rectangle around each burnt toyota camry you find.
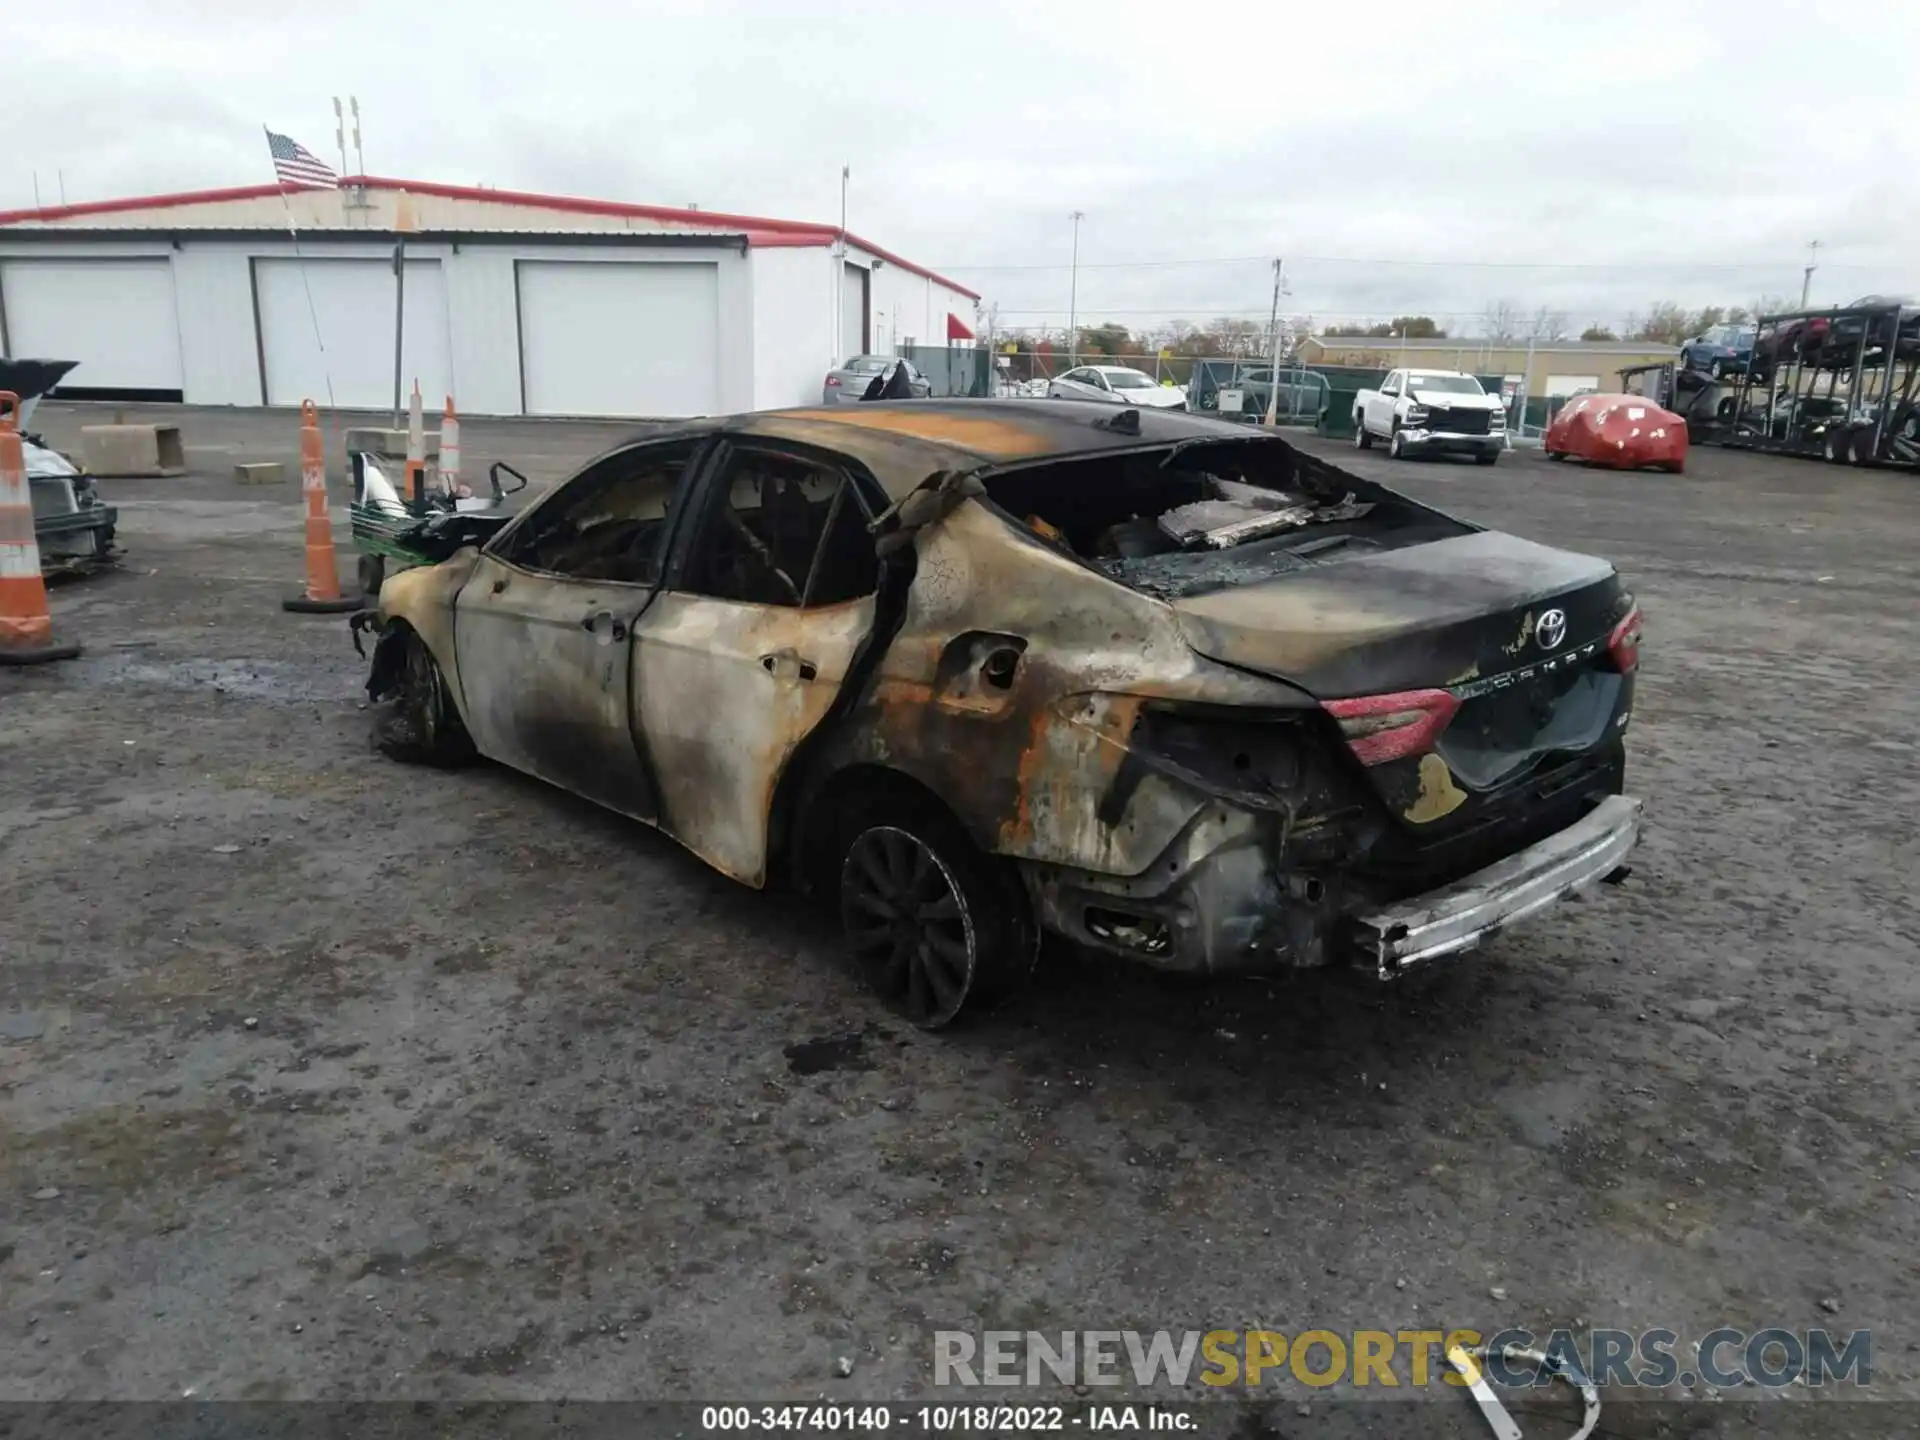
[356,401,1642,1028]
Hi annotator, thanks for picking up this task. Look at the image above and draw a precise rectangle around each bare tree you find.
[1630,302,1693,346]
[1480,299,1522,342]
[1529,307,1571,341]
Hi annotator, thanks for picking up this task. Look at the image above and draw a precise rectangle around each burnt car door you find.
[630,438,884,886]
[452,436,708,821]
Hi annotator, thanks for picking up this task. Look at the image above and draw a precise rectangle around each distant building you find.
[0,177,981,417]
[1296,335,1679,399]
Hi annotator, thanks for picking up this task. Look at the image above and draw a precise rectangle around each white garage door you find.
[517,260,719,417]
[255,258,451,409]
[0,259,184,393]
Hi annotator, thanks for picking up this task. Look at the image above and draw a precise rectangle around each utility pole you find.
[1800,239,1820,309]
[1266,258,1283,359]
[1264,258,1289,427]
[832,165,850,364]
[1067,211,1085,365]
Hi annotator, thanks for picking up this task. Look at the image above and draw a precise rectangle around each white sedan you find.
[1046,365,1188,410]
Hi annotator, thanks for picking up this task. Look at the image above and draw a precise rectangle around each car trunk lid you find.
[1168,529,1636,836]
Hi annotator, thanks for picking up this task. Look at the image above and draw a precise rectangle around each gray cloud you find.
[10,0,1914,335]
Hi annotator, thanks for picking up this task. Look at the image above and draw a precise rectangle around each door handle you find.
[760,650,818,681]
[582,609,628,643]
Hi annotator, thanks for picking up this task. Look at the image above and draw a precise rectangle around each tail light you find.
[1607,606,1643,674]
[1322,689,1459,766]
[825,375,842,387]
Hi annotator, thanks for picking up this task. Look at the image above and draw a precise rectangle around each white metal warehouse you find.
[0,177,982,418]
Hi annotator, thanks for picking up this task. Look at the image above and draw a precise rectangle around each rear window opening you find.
[978,438,1470,600]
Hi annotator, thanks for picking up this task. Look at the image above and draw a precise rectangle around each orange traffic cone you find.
[440,395,463,498]
[404,382,425,512]
[0,391,80,665]
[281,399,361,614]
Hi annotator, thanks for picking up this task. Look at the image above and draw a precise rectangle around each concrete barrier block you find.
[234,462,286,485]
[343,427,440,460]
[80,424,186,478]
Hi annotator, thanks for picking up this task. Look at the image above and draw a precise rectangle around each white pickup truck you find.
[1352,368,1508,465]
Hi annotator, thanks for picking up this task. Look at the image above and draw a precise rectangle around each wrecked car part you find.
[1349,795,1641,978]
[1448,1342,1600,1440]
[26,437,119,575]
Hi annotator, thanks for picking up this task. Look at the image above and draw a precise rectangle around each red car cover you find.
[1545,393,1688,472]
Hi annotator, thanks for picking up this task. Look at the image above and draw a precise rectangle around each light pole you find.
[1800,239,1820,309]
[833,165,850,364]
[1067,210,1084,365]
[1264,258,1288,427]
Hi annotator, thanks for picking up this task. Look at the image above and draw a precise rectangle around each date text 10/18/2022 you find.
[700,1405,1192,1431]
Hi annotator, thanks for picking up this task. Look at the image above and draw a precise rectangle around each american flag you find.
[265,129,338,189]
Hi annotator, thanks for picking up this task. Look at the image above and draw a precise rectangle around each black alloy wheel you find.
[841,825,977,1030]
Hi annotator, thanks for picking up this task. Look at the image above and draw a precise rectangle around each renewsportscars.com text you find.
[934,1327,1871,1391]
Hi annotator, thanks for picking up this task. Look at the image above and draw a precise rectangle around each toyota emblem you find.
[1537,608,1568,651]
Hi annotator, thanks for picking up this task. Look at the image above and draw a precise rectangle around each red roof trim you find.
[0,174,980,300]
[342,178,980,298]
[0,183,291,225]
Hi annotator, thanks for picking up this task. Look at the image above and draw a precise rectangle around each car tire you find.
[1850,427,1878,466]
[1475,450,1500,466]
[1388,427,1406,459]
[835,790,1037,1031]
[1353,419,1372,449]
[1677,348,1691,373]
[1823,428,1849,464]
[375,628,475,767]
[1545,449,1565,461]
[1709,359,1725,381]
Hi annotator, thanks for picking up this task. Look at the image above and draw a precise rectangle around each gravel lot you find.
[4,403,1916,1431]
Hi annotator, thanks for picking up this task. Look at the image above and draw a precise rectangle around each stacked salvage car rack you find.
[1685,299,1920,468]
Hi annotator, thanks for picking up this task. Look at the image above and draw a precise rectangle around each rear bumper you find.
[1344,794,1642,978]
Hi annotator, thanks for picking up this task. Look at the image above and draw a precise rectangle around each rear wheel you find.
[1353,418,1372,449]
[1850,426,1878,466]
[835,793,1036,1031]
[1709,359,1725,381]
[375,630,474,766]
[1475,449,1500,466]
[1823,427,1849,464]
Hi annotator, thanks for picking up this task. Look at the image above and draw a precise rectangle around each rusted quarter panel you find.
[814,500,1311,877]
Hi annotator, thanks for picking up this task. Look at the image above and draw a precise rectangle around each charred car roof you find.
[709,400,1258,499]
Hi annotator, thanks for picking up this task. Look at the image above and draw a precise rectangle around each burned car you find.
[357,401,1642,1027]
[1,358,119,575]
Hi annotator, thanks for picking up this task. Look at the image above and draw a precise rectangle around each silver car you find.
[1046,364,1187,410]
[822,355,931,405]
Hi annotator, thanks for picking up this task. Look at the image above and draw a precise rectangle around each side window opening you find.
[500,440,697,582]
[682,449,879,608]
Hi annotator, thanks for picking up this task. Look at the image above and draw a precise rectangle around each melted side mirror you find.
[488,461,530,499]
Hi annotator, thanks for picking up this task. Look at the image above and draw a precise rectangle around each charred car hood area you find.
[366,401,1641,1014]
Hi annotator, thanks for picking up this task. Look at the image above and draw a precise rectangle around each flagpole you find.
[264,125,335,415]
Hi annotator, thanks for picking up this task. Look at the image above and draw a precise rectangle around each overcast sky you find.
[12,0,1916,339]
